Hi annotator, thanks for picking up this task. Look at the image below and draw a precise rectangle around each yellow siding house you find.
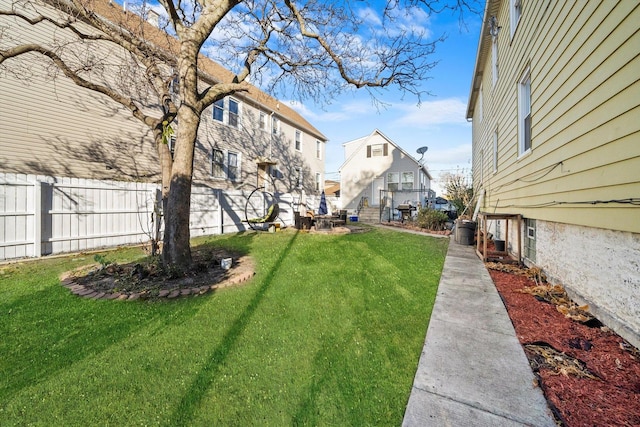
[467,1,640,347]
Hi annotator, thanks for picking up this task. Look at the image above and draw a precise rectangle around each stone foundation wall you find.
[535,220,640,348]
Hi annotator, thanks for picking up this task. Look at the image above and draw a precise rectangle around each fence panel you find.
[190,185,221,237]
[0,173,36,259]
[0,175,304,261]
[44,178,158,256]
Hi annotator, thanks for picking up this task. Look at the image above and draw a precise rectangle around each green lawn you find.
[0,226,448,426]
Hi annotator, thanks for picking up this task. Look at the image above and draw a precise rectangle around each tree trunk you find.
[162,105,200,268]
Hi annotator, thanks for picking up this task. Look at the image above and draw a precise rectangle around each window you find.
[213,99,224,122]
[211,148,224,178]
[316,140,322,159]
[269,164,279,178]
[228,98,239,128]
[492,36,499,86]
[295,130,302,151]
[493,130,498,173]
[227,152,238,181]
[315,173,321,191]
[518,68,531,155]
[510,0,522,37]
[170,75,179,97]
[387,172,399,191]
[213,98,240,127]
[524,218,536,262]
[272,116,279,135]
[401,172,414,190]
[259,112,267,131]
[295,167,303,188]
[367,143,388,157]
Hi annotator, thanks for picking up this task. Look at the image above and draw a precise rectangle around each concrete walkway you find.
[401,234,556,426]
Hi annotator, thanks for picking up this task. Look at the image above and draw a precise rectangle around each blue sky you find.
[285,5,483,195]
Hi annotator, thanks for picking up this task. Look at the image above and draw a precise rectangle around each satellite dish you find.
[416,146,428,163]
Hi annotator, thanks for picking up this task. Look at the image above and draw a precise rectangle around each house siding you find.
[340,130,431,212]
[473,1,640,233]
[468,1,640,347]
[0,0,327,196]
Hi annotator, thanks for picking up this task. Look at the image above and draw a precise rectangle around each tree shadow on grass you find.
[165,231,301,426]
[0,281,207,403]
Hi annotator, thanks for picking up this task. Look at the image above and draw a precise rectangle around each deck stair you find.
[357,206,381,224]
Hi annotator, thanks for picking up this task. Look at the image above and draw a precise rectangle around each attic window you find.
[367,143,388,157]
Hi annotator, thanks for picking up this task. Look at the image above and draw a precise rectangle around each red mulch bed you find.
[489,269,640,426]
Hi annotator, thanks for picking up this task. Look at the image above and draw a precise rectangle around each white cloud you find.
[394,98,469,127]
[357,7,383,26]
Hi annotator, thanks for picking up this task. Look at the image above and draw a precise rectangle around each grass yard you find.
[0,226,448,426]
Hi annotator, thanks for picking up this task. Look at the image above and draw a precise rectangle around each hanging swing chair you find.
[244,187,280,230]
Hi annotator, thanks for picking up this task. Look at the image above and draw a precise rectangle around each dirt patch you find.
[488,266,640,426]
[61,248,255,300]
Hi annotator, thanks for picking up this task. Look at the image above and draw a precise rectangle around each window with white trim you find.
[213,99,224,122]
[227,152,239,181]
[228,99,239,128]
[367,143,388,157]
[524,218,536,262]
[510,0,522,37]
[211,148,224,178]
[401,172,414,190]
[272,116,280,135]
[387,172,399,191]
[315,173,321,191]
[259,112,267,131]
[295,130,302,151]
[212,98,241,128]
[316,140,321,159]
[518,67,531,155]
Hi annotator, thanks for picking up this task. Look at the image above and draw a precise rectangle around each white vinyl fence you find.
[0,173,327,262]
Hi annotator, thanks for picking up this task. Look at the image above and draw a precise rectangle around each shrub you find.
[416,208,449,230]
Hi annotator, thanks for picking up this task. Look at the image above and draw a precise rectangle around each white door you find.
[372,177,385,206]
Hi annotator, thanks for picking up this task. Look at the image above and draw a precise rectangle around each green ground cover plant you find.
[0,227,448,426]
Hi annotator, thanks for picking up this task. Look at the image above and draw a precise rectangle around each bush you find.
[416,208,449,230]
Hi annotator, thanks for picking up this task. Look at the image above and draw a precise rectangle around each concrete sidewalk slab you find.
[403,236,555,427]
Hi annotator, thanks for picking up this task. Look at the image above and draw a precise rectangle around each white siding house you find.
[339,129,432,214]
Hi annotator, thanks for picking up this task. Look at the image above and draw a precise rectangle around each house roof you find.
[466,0,501,119]
[324,180,340,196]
[54,0,327,142]
[339,129,433,180]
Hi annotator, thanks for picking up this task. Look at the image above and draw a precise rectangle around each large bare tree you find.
[0,0,479,269]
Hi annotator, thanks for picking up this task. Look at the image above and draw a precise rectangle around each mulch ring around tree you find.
[60,248,255,301]
[487,263,640,427]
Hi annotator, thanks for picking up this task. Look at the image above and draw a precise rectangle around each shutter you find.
[383,143,388,156]
[367,145,371,158]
